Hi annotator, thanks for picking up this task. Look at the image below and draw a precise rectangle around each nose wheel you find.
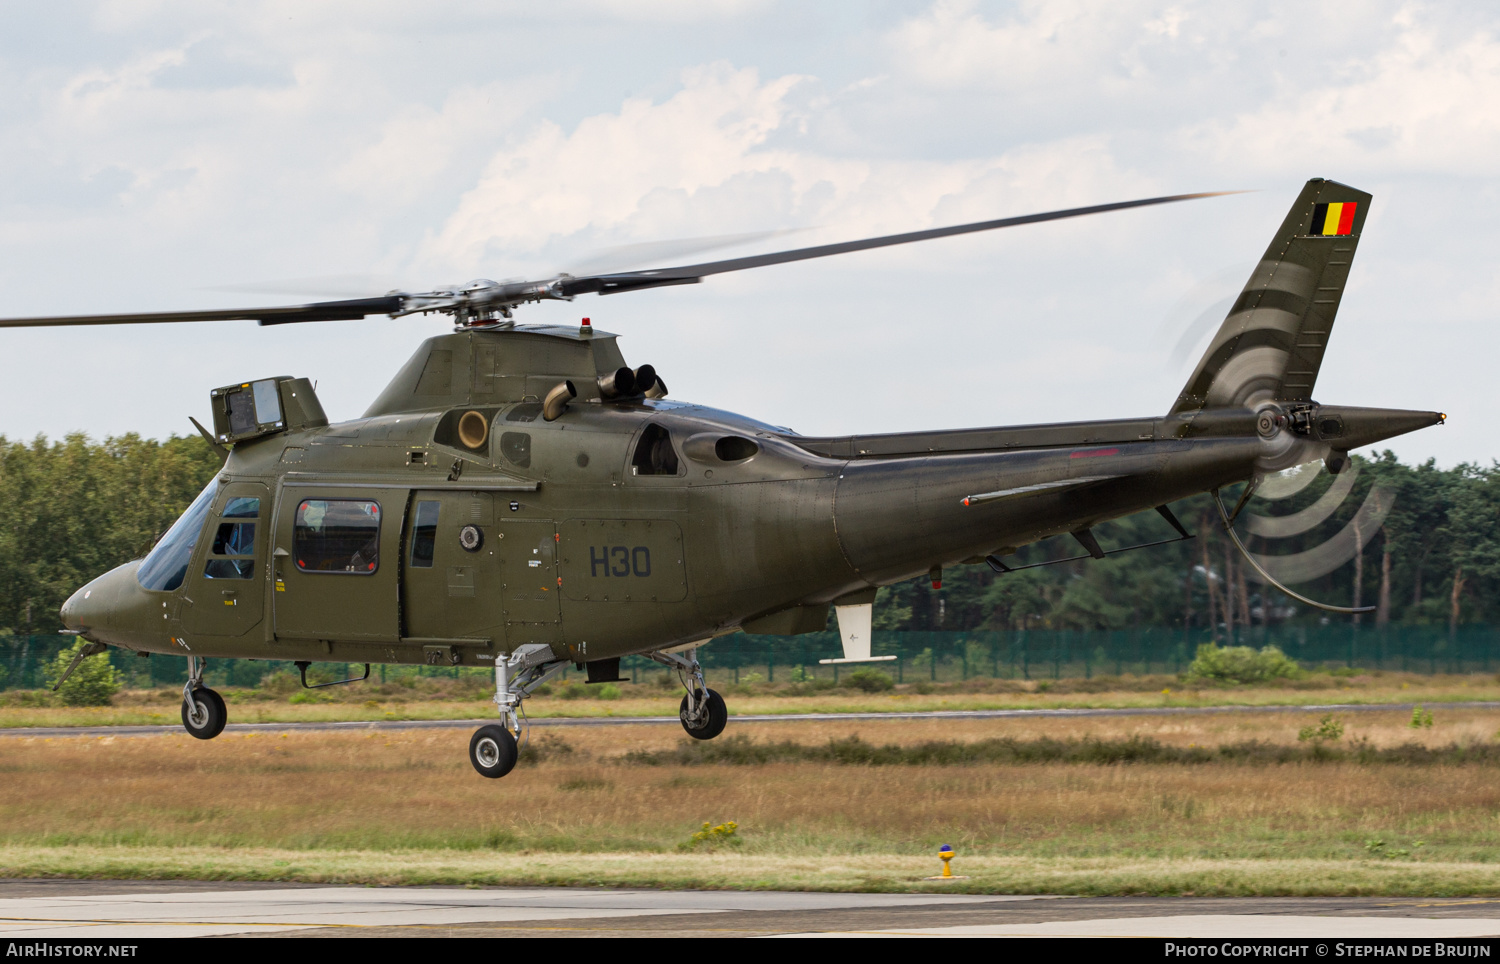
[181,689,226,740]
[180,655,226,740]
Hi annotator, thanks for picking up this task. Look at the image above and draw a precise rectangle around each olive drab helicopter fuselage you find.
[23,178,1442,778]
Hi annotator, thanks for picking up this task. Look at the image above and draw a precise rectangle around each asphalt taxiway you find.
[3,881,1500,938]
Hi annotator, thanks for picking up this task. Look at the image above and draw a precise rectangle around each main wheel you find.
[679,688,727,740]
[181,686,227,740]
[469,724,519,779]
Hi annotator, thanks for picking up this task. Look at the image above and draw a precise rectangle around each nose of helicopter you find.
[59,562,145,641]
[60,582,100,634]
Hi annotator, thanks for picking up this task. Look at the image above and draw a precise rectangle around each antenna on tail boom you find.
[1212,487,1375,616]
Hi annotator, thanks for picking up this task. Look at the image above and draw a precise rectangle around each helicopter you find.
[13,177,1441,779]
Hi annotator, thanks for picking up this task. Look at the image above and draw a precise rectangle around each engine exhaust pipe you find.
[634,364,668,399]
[543,380,577,421]
[597,367,636,399]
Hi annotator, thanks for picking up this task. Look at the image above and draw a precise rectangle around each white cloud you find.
[0,1,1490,467]
[1180,13,1500,177]
[573,0,773,22]
[422,64,817,270]
[335,80,552,207]
[417,62,1160,283]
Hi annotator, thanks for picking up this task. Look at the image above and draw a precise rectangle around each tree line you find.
[879,451,1500,636]
[0,434,1494,636]
[0,433,223,634]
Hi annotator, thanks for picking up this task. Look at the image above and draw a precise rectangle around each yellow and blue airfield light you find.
[926,844,968,881]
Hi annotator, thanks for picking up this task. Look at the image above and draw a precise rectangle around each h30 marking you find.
[589,546,652,578]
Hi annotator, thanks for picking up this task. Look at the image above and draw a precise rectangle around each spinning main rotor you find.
[0,191,1238,330]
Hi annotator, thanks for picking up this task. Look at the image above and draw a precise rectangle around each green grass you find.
[6,847,1500,897]
[2,669,1498,728]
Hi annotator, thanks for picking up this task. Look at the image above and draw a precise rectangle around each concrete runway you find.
[4,700,1495,740]
[3,881,1500,938]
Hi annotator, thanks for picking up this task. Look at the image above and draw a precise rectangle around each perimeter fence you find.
[3,625,1499,692]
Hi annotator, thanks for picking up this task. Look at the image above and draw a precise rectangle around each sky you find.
[0,1,1494,466]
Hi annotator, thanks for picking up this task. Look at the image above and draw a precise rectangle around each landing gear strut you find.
[469,645,568,779]
[180,655,226,740]
[648,647,727,741]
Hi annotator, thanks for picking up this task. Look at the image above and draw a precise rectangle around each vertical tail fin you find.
[1171,178,1372,415]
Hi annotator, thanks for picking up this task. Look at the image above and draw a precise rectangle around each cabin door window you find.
[184,482,269,639]
[272,487,400,643]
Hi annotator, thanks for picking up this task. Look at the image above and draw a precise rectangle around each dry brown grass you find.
[5,712,1500,877]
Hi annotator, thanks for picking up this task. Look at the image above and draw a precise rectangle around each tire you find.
[469,724,519,779]
[679,688,727,741]
[181,687,227,740]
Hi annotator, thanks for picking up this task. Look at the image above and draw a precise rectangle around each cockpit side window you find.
[631,424,680,476]
[223,497,259,518]
[137,481,219,592]
[204,497,260,579]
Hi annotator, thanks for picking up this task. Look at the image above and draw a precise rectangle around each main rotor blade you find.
[561,228,813,276]
[0,189,1241,328]
[0,296,404,328]
[561,191,1245,297]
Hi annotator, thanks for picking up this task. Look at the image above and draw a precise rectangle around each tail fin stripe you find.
[1178,328,1298,403]
[1170,179,1370,415]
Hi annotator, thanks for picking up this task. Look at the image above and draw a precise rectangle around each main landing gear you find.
[648,647,727,741]
[180,655,226,740]
[469,724,517,779]
[469,645,729,778]
[470,644,568,779]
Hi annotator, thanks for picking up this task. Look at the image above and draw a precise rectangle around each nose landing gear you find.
[180,656,226,740]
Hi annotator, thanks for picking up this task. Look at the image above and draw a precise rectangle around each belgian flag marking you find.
[1310,201,1357,236]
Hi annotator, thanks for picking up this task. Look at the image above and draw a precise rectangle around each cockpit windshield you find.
[137,480,218,592]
